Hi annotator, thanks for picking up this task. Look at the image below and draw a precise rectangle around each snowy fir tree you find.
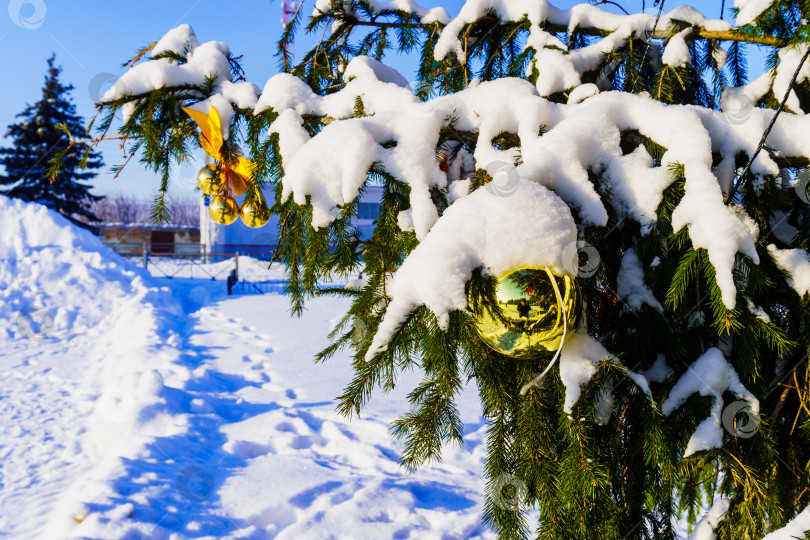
[63,0,810,537]
[0,55,103,229]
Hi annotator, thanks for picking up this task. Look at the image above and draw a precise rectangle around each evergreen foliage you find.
[0,55,103,228]
[66,1,810,537]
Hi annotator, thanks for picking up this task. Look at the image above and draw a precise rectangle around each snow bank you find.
[0,195,499,537]
[0,196,178,343]
[0,196,191,535]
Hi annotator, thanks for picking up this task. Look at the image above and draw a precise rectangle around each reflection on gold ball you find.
[197,165,225,196]
[240,198,271,228]
[209,194,239,225]
[472,268,580,358]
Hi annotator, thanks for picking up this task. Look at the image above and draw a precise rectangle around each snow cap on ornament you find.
[365,176,581,363]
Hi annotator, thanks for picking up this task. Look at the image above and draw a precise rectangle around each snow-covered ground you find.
[0,196,497,539]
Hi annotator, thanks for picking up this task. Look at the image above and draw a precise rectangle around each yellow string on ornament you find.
[519,268,568,396]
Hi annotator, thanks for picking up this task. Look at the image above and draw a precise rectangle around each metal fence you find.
[103,242,277,281]
[102,241,342,297]
[231,279,289,295]
[103,242,275,262]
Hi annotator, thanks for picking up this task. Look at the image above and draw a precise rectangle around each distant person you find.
[517,298,530,318]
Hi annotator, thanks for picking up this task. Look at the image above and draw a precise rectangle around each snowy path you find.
[52,281,495,539]
[0,196,501,538]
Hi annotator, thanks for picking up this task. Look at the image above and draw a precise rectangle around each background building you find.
[200,185,383,261]
[99,223,200,256]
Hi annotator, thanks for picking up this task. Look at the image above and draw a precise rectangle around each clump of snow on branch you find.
[365,178,577,360]
[661,29,693,68]
[557,333,652,420]
[617,248,663,312]
[662,348,758,456]
[747,299,772,323]
[313,0,451,24]
[559,334,607,416]
[429,1,730,96]
[102,25,259,137]
[151,24,199,56]
[723,44,810,115]
[761,506,810,540]
[687,499,731,540]
[641,355,671,384]
[567,83,599,104]
[734,0,776,26]
[768,245,810,298]
[772,46,810,115]
[257,62,783,308]
[260,56,444,237]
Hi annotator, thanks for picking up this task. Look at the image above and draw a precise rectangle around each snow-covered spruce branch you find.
[310,3,787,47]
[96,23,810,339]
[98,22,810,373]
[265,0,808,112]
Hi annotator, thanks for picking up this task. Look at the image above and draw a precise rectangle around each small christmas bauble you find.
[472,268,580,358]
[208,194,239,225]
[240,197,270,228]
[197,165,225,196]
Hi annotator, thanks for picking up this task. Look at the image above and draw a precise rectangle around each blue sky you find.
[0,0,769,199]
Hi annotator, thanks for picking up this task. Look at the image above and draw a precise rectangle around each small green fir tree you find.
[0,55,103,228]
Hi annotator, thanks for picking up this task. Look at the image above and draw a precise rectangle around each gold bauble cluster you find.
[472,268,580,358]
[198,165,270,228]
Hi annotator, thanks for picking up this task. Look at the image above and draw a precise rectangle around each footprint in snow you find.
[221,319,241,329]
[241,354,269,365]
[276,421,302,434]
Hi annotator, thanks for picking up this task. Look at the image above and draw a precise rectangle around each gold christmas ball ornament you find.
[208,194,240,225]
[472,268,580,359]
[239,198,271,228]
[197,164,225,196]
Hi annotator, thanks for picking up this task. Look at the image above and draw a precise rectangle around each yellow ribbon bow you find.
[182,104,253,196]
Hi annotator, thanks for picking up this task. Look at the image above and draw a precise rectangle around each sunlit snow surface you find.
[0,197,502,538]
